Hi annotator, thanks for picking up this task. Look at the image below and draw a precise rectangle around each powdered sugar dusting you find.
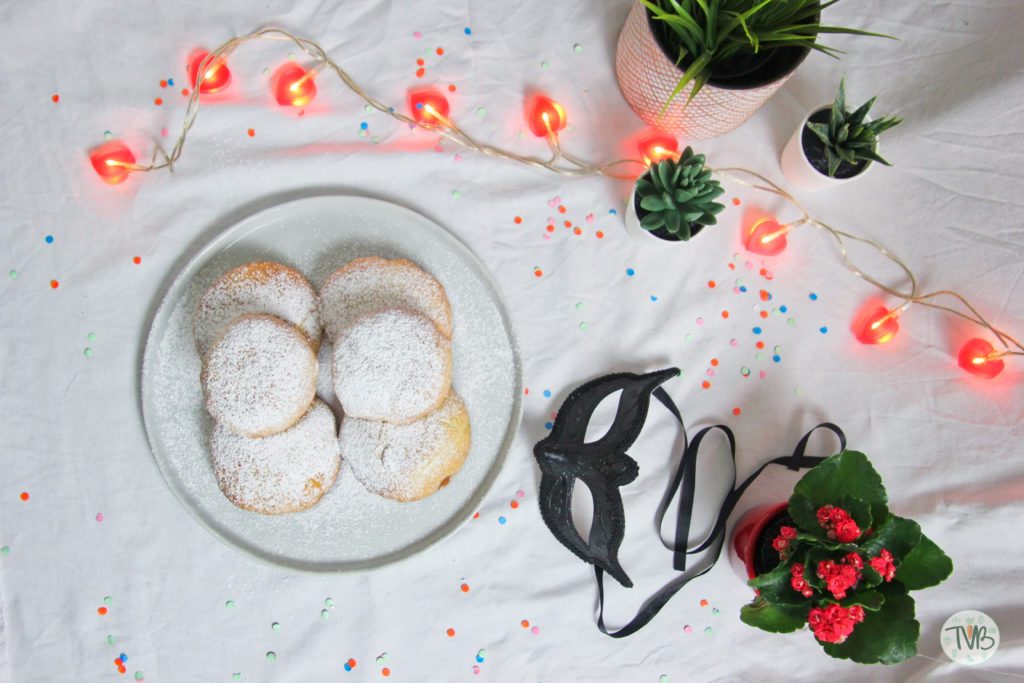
[211,400,341,514]
[193,261,321,356]
[333,309,451,424]
[320,257,452,340]
[342,393,470,502]
[202,314,318,438]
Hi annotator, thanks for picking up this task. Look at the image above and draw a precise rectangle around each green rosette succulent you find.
[635,147,725,240]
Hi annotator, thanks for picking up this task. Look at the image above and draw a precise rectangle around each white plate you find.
[141,196,522,571]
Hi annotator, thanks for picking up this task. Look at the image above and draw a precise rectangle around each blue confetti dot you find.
[119,653,127,663]
[415,102,424,110]
[360,122,368,129]
[464,27,472,35]
[779,305,788,313]
[608,208,618,215]
[650,295,658,302]
[544,421,553,430]
[772,354,781,362]
[388,106,395,113]
[626,268,635,277]
[819,326,828,334]
[498,516,507,525]
[476,656,484,663]
[809,293,818,301]
[344,663,352,672]
[167,78,174,86]
[543,389,551,398]
[739,286,747,293]
[752,327,762,335]
[45,235,54,244]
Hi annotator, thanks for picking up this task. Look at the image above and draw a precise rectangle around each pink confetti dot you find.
[531,626,540,634]
[95,513,104,522]
[585,213,595,223]
[696,317,704,325]
[473,666,480,675]
[684,625,693,634]
[745,261,753,270]
[542,234,551,241]
[729,339,738,347]
[160,127,169,137]
[759,371,767,379]
[453,153,462,162]
[705,369,714,377]
[433,144,444,153]
[516,490,525,498]
[413,31,422,39]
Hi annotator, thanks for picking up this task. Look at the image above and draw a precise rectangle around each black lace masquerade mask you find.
[533,368,847,637]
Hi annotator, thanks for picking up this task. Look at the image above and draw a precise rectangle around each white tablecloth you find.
[1,0,1022,680]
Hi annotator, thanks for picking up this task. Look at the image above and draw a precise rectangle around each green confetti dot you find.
[364,104,373,113]
[134,672,144,681]
[325,597,334,607]
[8,269,17,279]
[87,332,96,342]
[225,600,235,608]
[573,44,583,54]
[107,635,115,645]
[704,626,713,635]
[712,607,720,615]
[0,546,9,556]
[271,622,281,631]
[755,352,765,361]
[787,318,797,327]
[684,333,694,342]
[477,649,487,658]
[371,135,381,144]
[103,130,113,140]
[540,61,549,69]
[575,302,584,311]
[320,609,329,619]
[233,675,241,681]
[659,676,668,683]
[451,190,461,199]
[266,651,276,662]
[103,596,113,606]
[263,68,271,77]
[287,52,295,60]
[476,107,486,117]
[84,348,93,358]
[579,322,588,331]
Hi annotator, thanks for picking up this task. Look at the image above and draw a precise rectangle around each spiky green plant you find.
[807,78,902,177]
[635,147,725,240]
[640,0,894,109]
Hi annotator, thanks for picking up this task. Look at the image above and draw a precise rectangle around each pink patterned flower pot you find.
[615,1,812,138]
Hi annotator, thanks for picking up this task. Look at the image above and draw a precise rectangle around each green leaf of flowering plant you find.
[791,451,889,528]
[859,515,921,564]
[894,533,953,589]
[740,597,808,634]
[822,583,919,664]
[747,557,807,606]
[836,588,885,611]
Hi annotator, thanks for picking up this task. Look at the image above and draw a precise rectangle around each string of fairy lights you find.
[88,28,1022,380]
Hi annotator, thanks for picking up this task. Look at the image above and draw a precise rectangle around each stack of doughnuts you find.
[323,257,471,503]
[194,262,340,514]
[193,257,471,514]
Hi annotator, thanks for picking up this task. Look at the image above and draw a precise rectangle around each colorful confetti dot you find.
[533,268,543,277]
[271,622,281,631]
[712,607,720,615]
[325,597,334,607]
[52,94,60,103]
[154,97,163,106]
[321,609,329,619]
[134,672,144,681]
[809,292,818,300]
[510,500,519,509]
[544,421,553,429]
[704,626,714,635]
[517,489,525,498]
[626,268,635,276]
[446,628,456,637]
[50,280,59,289]
[498,516,507,525]
[540,61,549,69]
[132,256,141,265]
[9,269,18,278]
[436,47,444,55]
[95,512,104,522]
[225,600,235,608]
[701,381,710,389]
[461,583,470,593]
[752,327,762,335]
[464,27,472,35]
[700,599,709,607]
[98,607,108,615]
[44,235,54,244]
[573,44,583,54]
[266,652,276,662]
[382,668,391,677]
[451,190,461,199]
[659,676,669,683]
[531,626,540,634]
[772,354,781,362]
[596,230,604,238]
[732,197,741,205]
[732,407,741,416]
[0,547,9,556]
[232,675,240,681]
[521,620,530,628]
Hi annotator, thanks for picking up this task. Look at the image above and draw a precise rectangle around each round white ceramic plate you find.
[141,195,522,571]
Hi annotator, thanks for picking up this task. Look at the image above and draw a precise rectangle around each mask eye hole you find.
[583,389,623,444]
[570,479,596,544]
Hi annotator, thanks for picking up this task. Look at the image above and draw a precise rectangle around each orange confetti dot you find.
[416,58,425,66]
[415,68,425,78]
[558,205,566,214]
[721,310,729,319]
[181,88,190,96]
[20,492,29,501]
[132,256,141,265]
[701,381,711,389]
[446,628,456,637]
[521,620,530,628]
[460,583,470,592]
[563,220,571,228]
[573,227,581,235]
[247,128,255,137]
[510,500,519,509]
[514,216,522,224]
[160,79,167,88]
[733,407,742,416]
[51,94,60,103]
[756,341,765,350]
[524,388,530,395]
[759,310,768,319]
[596,231,604,239]
[118,666,126,674]
[700,599,709,607]
[546,225,554,233]
[533,269,543,277]
[436,47,444,55]
[448,84,456,92]
[348,659,357,668]
[707,280,716,288]
[728,263,736,270]
[382,668,391,677]
[759,290,770,301]
[710,358,719,367]
[154,97,163,106]
[759,268,767,276]
[50,280,59,289]
[732,197,741,206]
[98,607,108,615]
[473,511,480,518]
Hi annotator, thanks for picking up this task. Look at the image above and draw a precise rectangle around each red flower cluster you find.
[869,548,896,582]
[816,553,863,599]
[816,505,862,543]
[790,562,814,598]
[808,604,866,644]
[771,525,798,557]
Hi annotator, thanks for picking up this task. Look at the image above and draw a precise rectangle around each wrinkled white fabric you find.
[1,0,1022,681]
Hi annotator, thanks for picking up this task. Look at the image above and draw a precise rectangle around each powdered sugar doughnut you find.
[194,261,321,357]
[332,308,451,424]
[341,392,471,502]
[320,257,453,341]
[211,400,341,514]
[202,314,318,438]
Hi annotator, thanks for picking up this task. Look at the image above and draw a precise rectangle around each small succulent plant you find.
[808,79,902,177]
[635,147,725,240]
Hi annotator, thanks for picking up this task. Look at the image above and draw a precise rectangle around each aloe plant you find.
[807,78,902,177]
[635,147,725,240]
[640,0,894,108]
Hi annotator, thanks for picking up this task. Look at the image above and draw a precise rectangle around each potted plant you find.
[625,147,725,246]
[615,1,892,138]
[781,79,902,191]
[732,450,953,664]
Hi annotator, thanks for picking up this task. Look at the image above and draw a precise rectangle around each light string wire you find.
[121,28,1021,362]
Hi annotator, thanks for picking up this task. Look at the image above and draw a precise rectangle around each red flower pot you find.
[732,502,789,580]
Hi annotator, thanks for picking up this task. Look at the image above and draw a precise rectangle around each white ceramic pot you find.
[781,106,875,192]
[624,180,699,248]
